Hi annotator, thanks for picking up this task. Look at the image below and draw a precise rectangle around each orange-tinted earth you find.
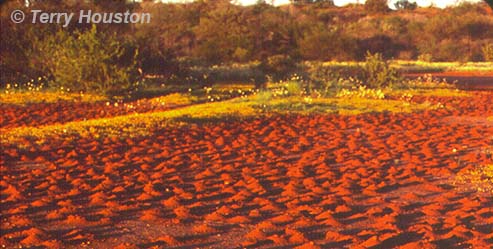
[1,92,493,248]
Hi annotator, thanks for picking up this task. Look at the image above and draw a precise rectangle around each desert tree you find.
[394,0,417,10]
[365,0,390,14]
[485,0,493,10]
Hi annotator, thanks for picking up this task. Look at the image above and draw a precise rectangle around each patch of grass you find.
[2,79,468,146]
[393,60,493,73]
[235,90,439,116]
[0,90,107,105]
[395,74,456,89]
[147,93,199,106]
[392,61,444,73]
[320,61,362,67]
[335,97,434,115]
[284,79,304,96]
[212,82,255,91]
[336,86,386,99]
[312,60,493,74]
[128,84,192,100]
[254,90,274,106]
[257,97,337,113]
[388,88,470,98]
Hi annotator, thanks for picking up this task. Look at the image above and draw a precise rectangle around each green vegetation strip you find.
[388,88,470,97]
[392,61,493,73]
[321,61,493,73]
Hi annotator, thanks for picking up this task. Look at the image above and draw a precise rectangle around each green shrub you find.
[32,25,140,95]
[434,39,468,62]
[181,62,265,87]
[306,63,339,96]
[394,0,417,10]
[284,78,303,96]
[263,55,298,82]
[362,52,400,88]
[254,90,273,108]
[298,24,342,61]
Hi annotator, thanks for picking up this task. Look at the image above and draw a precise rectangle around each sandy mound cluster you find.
[1,92,492,248]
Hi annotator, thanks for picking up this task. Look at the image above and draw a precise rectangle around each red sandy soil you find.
[0,99,185,129]
[1,92,493,248]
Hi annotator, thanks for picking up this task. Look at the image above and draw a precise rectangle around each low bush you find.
[362,52,401,88]
[263,55,299,82]
[336,85,385,99]
[305,62,367,96]
[31,25,141,95]
[394,0,417,10]
[284,76,304,96]
[180,62,265,87]
[306,63,339,96]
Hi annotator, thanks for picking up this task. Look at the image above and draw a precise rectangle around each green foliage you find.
[192,4,253,64]
[134,2,198,75]
[0,3,57,84]
[413,12,493,61]
[285,79,303,96]
[298,24,356,61]
[255,90,273,105]
[307,63,338,95]
[394,0,417,10]
[31,26,140,95]
[263,55,299,82]
[174,62,266,88]
[362,52,401,88]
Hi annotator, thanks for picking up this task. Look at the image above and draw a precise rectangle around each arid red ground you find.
[1,92,493,248]
[0,98,183,129]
